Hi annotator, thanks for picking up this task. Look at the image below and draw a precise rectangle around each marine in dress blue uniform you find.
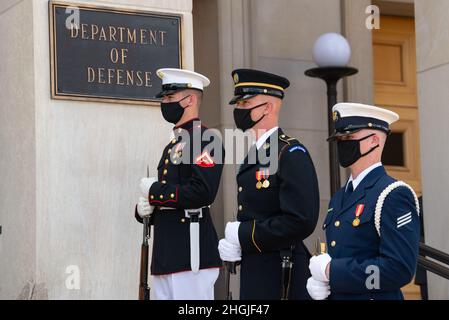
[136,119,224,276]
[307,103,421,300]
[135,69,223,299]
[218,69,320,300]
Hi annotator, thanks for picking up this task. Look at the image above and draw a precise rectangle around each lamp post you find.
[305,33,359,196]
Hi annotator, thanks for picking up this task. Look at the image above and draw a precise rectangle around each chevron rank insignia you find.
[195,150,215,168]
[397,212,412,229]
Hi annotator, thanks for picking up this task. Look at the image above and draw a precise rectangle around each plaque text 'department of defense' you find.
[49,1,183,105]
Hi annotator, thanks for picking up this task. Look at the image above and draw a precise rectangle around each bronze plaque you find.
[49,1,183,105]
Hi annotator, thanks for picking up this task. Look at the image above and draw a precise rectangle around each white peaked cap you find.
[332,103,399,125]
[328,103,400,140]
[156,68,210,91]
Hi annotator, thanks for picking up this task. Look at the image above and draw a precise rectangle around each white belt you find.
[186,209,202,274]
[157,206,210,211]
[157,206,210,273]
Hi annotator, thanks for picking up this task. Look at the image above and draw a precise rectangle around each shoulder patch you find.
[289,145,306,153]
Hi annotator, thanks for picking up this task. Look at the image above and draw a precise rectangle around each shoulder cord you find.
[374,181,420,237]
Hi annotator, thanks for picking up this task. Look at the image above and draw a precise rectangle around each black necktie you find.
[343,181,354,204]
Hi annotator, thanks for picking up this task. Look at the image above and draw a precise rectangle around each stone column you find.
[0,0,37,300]
[415,0,449,300]
[0,0,193,299]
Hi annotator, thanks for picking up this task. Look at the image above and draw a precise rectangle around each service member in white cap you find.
[135,68,224,300]
[307,103,421,300]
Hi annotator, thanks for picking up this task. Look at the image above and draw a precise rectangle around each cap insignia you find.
[233,73,239,84]
[333,111,339,122]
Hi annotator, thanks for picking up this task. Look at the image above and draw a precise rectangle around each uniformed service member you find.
[307,103,421,300]
[136,68,224,300]
[218,69,320,300]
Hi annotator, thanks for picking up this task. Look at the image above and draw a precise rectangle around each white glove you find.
[224,221,241,246]
[139,177,157,197]
[137,196,154,218]
[218,239,242,262]
[306,277,331,300]
[309,253,332,282]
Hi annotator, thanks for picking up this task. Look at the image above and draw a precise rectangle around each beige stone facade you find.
[0,0,447,299]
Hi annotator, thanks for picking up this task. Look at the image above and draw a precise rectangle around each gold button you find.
[173,160,177,164]
[150,195,154,200]
[334,221,340,227]
[162,180,167,184]
[163,169,168,175]
[281,135,286,138]
[238,186,243,192]
[170,194,175,199]
[165,159,169,164]
[331,241,336,247]
[159,195,164,199]
[168,149,172,154]
[171,139,177,144]
[181,218,186,223]
[238,205,243,211]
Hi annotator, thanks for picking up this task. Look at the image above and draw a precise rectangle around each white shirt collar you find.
[346,162,383,191]
[255,126,279,150]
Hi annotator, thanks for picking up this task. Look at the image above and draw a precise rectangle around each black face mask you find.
[337,134,379,168]
[160,95,190,124]
[233,103,267,131]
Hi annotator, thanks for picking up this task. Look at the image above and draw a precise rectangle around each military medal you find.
[352,204,365,227]
[262,169,270,188]
[256,170,263,189]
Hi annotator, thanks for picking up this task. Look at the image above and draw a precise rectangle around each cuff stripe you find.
[251,220,262,253]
